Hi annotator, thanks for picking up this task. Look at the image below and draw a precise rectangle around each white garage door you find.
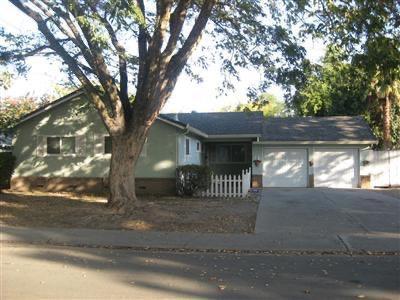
[314,149,358,188]
[262,148,308,187]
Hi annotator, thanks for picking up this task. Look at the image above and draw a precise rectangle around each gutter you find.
[253,140,378,145]
[206,134,261,139]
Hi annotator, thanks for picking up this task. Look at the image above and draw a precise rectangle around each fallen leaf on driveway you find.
[218,285,226,291]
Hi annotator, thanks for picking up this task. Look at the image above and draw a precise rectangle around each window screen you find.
[62,137,76,154]
[47,137,61,154]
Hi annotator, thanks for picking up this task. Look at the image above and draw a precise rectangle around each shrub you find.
[176,164,211,196]
[0,152,16,189]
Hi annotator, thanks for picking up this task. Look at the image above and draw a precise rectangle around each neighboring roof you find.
[260,116,377,143]
[161,112,264,136]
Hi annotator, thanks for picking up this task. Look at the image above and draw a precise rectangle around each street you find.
[1,244,399,299]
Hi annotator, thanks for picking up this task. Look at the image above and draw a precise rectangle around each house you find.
[10,90,377,194]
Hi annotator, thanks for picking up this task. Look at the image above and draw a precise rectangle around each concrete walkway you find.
[2,188,399,253]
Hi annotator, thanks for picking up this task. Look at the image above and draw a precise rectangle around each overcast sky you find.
[0,1,326,113]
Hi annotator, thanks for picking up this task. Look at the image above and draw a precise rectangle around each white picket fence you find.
[202,168,251,197]
[360,150,400,187]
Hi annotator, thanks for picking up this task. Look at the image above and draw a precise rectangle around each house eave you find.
[206,134,261,140]
[157,116,209,138]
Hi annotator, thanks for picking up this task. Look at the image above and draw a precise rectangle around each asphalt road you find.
[2,244,399,299]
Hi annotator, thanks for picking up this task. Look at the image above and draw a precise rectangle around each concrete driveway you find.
[255,188,400,252]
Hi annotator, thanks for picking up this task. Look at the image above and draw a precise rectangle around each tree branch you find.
[68,0,124,127]
[162,0,191,60]
[168,0,216,76]
[87,3,131,120]
[8,0,115,130]
[136,0,148,97]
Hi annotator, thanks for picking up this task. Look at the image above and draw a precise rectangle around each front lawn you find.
[0,191,259,233]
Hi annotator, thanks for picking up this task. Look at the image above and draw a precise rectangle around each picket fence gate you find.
[202,168,251,198]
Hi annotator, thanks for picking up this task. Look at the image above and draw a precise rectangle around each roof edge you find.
[254,140,378,145]
[13,89,85,127]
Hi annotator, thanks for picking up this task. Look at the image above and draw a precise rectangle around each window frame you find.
[196,141,201,153]
[45,135,77,156]
[214,144,247,164]
[185,138,190,156]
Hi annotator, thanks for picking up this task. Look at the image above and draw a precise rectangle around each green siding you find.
[13,96,179,178]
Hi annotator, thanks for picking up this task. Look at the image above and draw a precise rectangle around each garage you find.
[262,148,308,187]
[313,149,358,188]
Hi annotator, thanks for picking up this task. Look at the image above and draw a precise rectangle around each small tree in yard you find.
[2,0,305,213]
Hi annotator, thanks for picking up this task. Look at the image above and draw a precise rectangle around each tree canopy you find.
[222,93,287,117]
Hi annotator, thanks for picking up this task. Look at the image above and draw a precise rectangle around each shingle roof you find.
[261,116,376,142]
[161,111,264,136]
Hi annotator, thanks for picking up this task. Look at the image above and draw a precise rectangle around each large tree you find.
[300,0,400,149]
[2,0,305,212]
[222,93,287,117]
[290,46,400,149]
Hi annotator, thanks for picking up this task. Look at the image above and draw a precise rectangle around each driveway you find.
[255,188,400,252]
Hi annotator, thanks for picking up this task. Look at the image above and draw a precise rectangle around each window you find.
[231,145,245,162]
[104,136,112,154]
[62,137,76,154]
[47,137,60,154]
[196,141,201,152]
[216,145,230,162]
[185,138,190,155]
[215,144,246,163]
[46,136,76,155]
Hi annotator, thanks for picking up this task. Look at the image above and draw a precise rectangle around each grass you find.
[0,190,259,234]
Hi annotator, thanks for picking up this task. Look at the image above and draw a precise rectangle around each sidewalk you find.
[2,225,398,253]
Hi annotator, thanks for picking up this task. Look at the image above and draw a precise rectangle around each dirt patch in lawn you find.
[0,190,259,233]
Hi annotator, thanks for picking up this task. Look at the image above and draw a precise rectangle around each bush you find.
[0,152,16,189]
[176,164,211,196]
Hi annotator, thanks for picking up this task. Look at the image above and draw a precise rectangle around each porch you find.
[203,142,252,175]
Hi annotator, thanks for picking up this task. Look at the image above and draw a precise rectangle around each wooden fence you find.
[360,150,400,187]
[202,168,251,197]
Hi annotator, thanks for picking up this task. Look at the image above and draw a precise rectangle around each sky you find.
[0,1,326,113]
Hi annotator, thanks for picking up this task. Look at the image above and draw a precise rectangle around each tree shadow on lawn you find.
[0,190,258,233]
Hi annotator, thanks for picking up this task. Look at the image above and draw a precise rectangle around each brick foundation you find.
[360,175,371,189]
[308,174,314,188]
[11,176,176,195]
[251,175,262,188]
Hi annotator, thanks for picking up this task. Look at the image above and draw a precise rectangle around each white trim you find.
[207,134,261,139]
[254,140,377,145]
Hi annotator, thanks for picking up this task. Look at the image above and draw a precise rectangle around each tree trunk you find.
[382,94,392,150]
[107,133,143,214]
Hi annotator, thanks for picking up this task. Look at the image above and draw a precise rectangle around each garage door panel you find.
[314,149,357,188]
[263,149,308,187]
